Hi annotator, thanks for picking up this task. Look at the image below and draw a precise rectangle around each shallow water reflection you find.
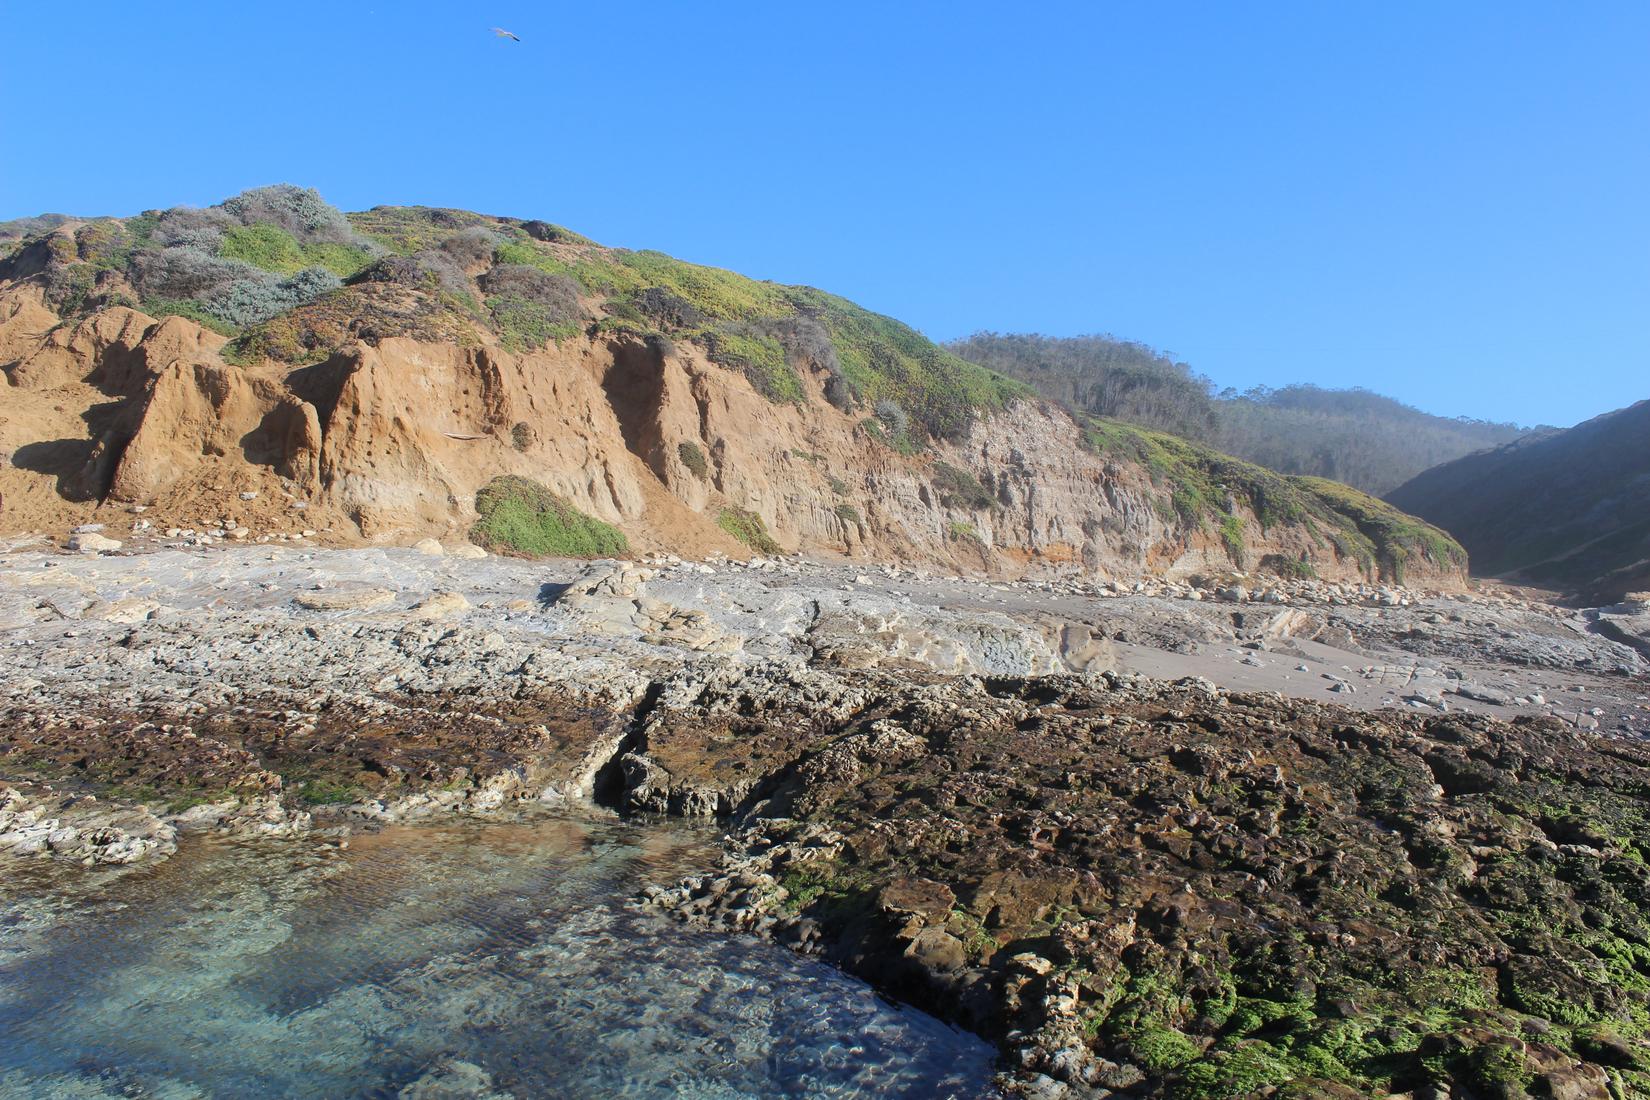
[0,810,999,1099]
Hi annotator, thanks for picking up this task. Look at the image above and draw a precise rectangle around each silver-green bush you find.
[219,185,353,244]
[202,266,340,327]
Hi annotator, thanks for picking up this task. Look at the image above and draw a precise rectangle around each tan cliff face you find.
[0,286,1465,588]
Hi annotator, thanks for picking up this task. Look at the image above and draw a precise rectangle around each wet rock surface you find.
[641,672,1650,1098]
[0,696,629,826]
[0,781,177,865]
[3,544,1649,1096]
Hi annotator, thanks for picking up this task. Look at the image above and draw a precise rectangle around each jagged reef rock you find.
[553,561,736,652]
[0,782,177,865]
[640,672,1650,1099]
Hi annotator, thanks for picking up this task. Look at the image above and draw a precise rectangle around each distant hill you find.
[947,333,1530,496]
[1386,400,1650,599]
[1212,385,1532,496]
[940,333,1219,441]
[0,213,75,250]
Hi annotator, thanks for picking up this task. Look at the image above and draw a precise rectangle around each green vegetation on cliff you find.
[1081,416,1466,581]
[0,186,1029,448]
[486,229,1027,440]
[0,187,1477,583]
[469,476,629,559]
[717,507,782,556]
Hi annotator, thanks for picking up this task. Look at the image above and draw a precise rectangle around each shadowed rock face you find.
[639,673,1650,1099]
[0,696,629,814]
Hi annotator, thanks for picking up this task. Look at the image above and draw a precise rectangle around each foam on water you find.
[0,810,999,1099]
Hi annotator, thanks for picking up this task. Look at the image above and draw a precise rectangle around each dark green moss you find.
[677,442,709,479]
[296,779,360,805]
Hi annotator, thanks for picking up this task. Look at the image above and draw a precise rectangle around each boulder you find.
[410,592,470,619]
[68,531,121,553]
[904,928,969,972]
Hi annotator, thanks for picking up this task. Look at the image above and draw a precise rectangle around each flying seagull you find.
[492,27,521,42]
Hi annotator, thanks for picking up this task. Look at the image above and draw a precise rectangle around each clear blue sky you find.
[2,1,1645,428]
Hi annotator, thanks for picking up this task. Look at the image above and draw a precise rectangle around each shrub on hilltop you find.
[348,250,473,300]
[437,226,503,270]
[96,187,379,332]
[220,184,357,245]
[478,264,584,351]
[131,246,262,302]
[203,267,343,328]
[478,264,581,312]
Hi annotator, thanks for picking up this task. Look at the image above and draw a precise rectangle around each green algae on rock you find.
[638,672,1650,1098]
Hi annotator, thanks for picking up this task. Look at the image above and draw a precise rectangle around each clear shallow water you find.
[0,811,999,1099]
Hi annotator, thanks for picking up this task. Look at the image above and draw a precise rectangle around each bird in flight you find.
[492,27,521,42]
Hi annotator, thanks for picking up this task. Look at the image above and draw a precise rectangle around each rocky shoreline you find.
[4,543,1649,1097]
[635,671,1650,1099]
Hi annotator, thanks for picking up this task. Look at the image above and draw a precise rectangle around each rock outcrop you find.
[0,781,177,864]
[1,293,1467,588]
[642,672,1650,1100]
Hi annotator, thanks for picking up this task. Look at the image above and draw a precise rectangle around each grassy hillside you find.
[950,333,1529,496]
[1084,416,1466,582]
[0,185,1027,447]
[1387,400,1650,596]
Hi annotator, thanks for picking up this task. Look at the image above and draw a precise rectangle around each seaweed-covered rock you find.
[642,672,1650,1097]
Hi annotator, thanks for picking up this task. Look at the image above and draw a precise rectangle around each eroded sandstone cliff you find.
[0,191,1467,588]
